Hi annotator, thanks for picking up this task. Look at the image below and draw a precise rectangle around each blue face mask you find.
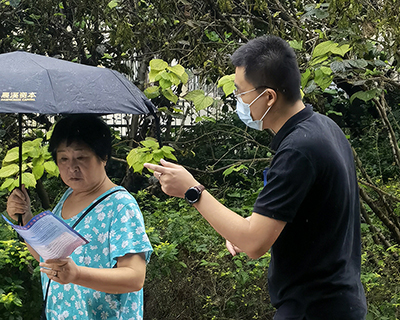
[236,88,271,131]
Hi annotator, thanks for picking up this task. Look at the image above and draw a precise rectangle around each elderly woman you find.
[7,114,153,320]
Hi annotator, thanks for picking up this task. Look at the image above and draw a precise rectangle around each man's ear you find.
[267,88,278,107]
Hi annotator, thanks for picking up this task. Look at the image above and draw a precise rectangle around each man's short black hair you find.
[231,35,301,103]
[48,114,112,163]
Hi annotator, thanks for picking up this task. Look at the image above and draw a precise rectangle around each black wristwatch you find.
[184,184,205,205]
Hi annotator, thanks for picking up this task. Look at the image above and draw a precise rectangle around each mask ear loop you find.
[259,105,272,122]
[248,88,269,108]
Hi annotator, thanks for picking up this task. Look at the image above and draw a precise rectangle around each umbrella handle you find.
[16,214,24,242]
[17,114,24,241]
[17,214,23,226]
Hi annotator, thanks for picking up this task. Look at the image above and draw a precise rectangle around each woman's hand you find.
[7,185,33,224]
[40,254,146,293]
[40,258,80,285]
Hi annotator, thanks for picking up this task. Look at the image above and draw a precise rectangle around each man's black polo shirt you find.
[253,106,367,319]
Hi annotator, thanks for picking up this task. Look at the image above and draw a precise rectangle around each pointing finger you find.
[160,159,180,168]
[143,163,165,173]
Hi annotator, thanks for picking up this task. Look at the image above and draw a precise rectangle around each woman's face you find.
[56,141,107,192]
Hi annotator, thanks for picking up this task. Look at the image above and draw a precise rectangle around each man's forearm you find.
[193,190,285,259]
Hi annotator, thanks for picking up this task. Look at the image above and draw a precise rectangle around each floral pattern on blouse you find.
[41,186,153,320]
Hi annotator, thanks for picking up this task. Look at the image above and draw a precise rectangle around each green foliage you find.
[137,189,274,319]
[360,216,400,320]
[145,58,189,104]
[0,224,41,320]
[126,137,177,174]
[0,139,58,191]
[2,0,400,318]
[217,74,235,97]
[145,58,215,122]
[184,90,214,112]
[350,89,380,104]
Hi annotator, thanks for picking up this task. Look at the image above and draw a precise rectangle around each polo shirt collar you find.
[270,104,314,151]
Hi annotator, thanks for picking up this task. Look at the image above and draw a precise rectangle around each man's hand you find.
[144,159,199,198]
[225,216,251,256]
[226,240,244,256]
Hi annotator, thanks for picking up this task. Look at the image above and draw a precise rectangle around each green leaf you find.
[108,0,118,9]
[159,78,172,89]
[330,60,346,73]
[102,53,113,59]
[312,41,350,58]
[32,163,44,180]
[331,44,351,57]
[301,69,311,89]
[312,41,337,58]
[161,146,177,161]
[155,70,167,82]
[0,178,15,191]
[140,138,159,149]
[310,54,328,66]
[374,60,387,67]
[144,86,160,99]
[184,90,213,111]
[126,149,140,168]
[172,107,183,113]
[3,147,19,163]
[303,80,318,94]
[314,69,333,91]
[162,88,178,103]
[161,146,174,153]
[289,40,303,50]
[43,161,59,176]
[223,164,247,176]
[223,166,234,176]
[223,81,235,96]
[32,155,44,166]
[150,59,168,71]
[326,110,343,116]
[177,71,189,84]
[195,116,216,123]
[21,173,36,188]
[149,69,161,83]
[46,125,54,140]
[0,164,19,178]
[169,72,181,86]
[153,149,164,162]
[217,74,235,87]
[348,59,368,69]
[205,30,220,42]
[167,64,185,77]
[218,74,236,96]
[320,66,332,75]
[23,18,35,25]
[350,89,380,104]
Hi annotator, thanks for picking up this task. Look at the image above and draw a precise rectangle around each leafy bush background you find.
[1,112,400,319]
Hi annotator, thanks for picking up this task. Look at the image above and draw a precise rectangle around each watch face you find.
[185,188,199,202]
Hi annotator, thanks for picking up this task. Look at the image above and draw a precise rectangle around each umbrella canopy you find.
[0,51,155,114]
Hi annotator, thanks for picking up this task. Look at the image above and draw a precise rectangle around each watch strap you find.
[193,184,205,194]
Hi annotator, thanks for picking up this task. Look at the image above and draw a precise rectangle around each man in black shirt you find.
[144,35,367,319]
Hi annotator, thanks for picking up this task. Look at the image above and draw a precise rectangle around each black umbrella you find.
[0,51,160,228]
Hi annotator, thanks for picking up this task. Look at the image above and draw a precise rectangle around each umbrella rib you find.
[108,70,146,104]
[27,53,57,108]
